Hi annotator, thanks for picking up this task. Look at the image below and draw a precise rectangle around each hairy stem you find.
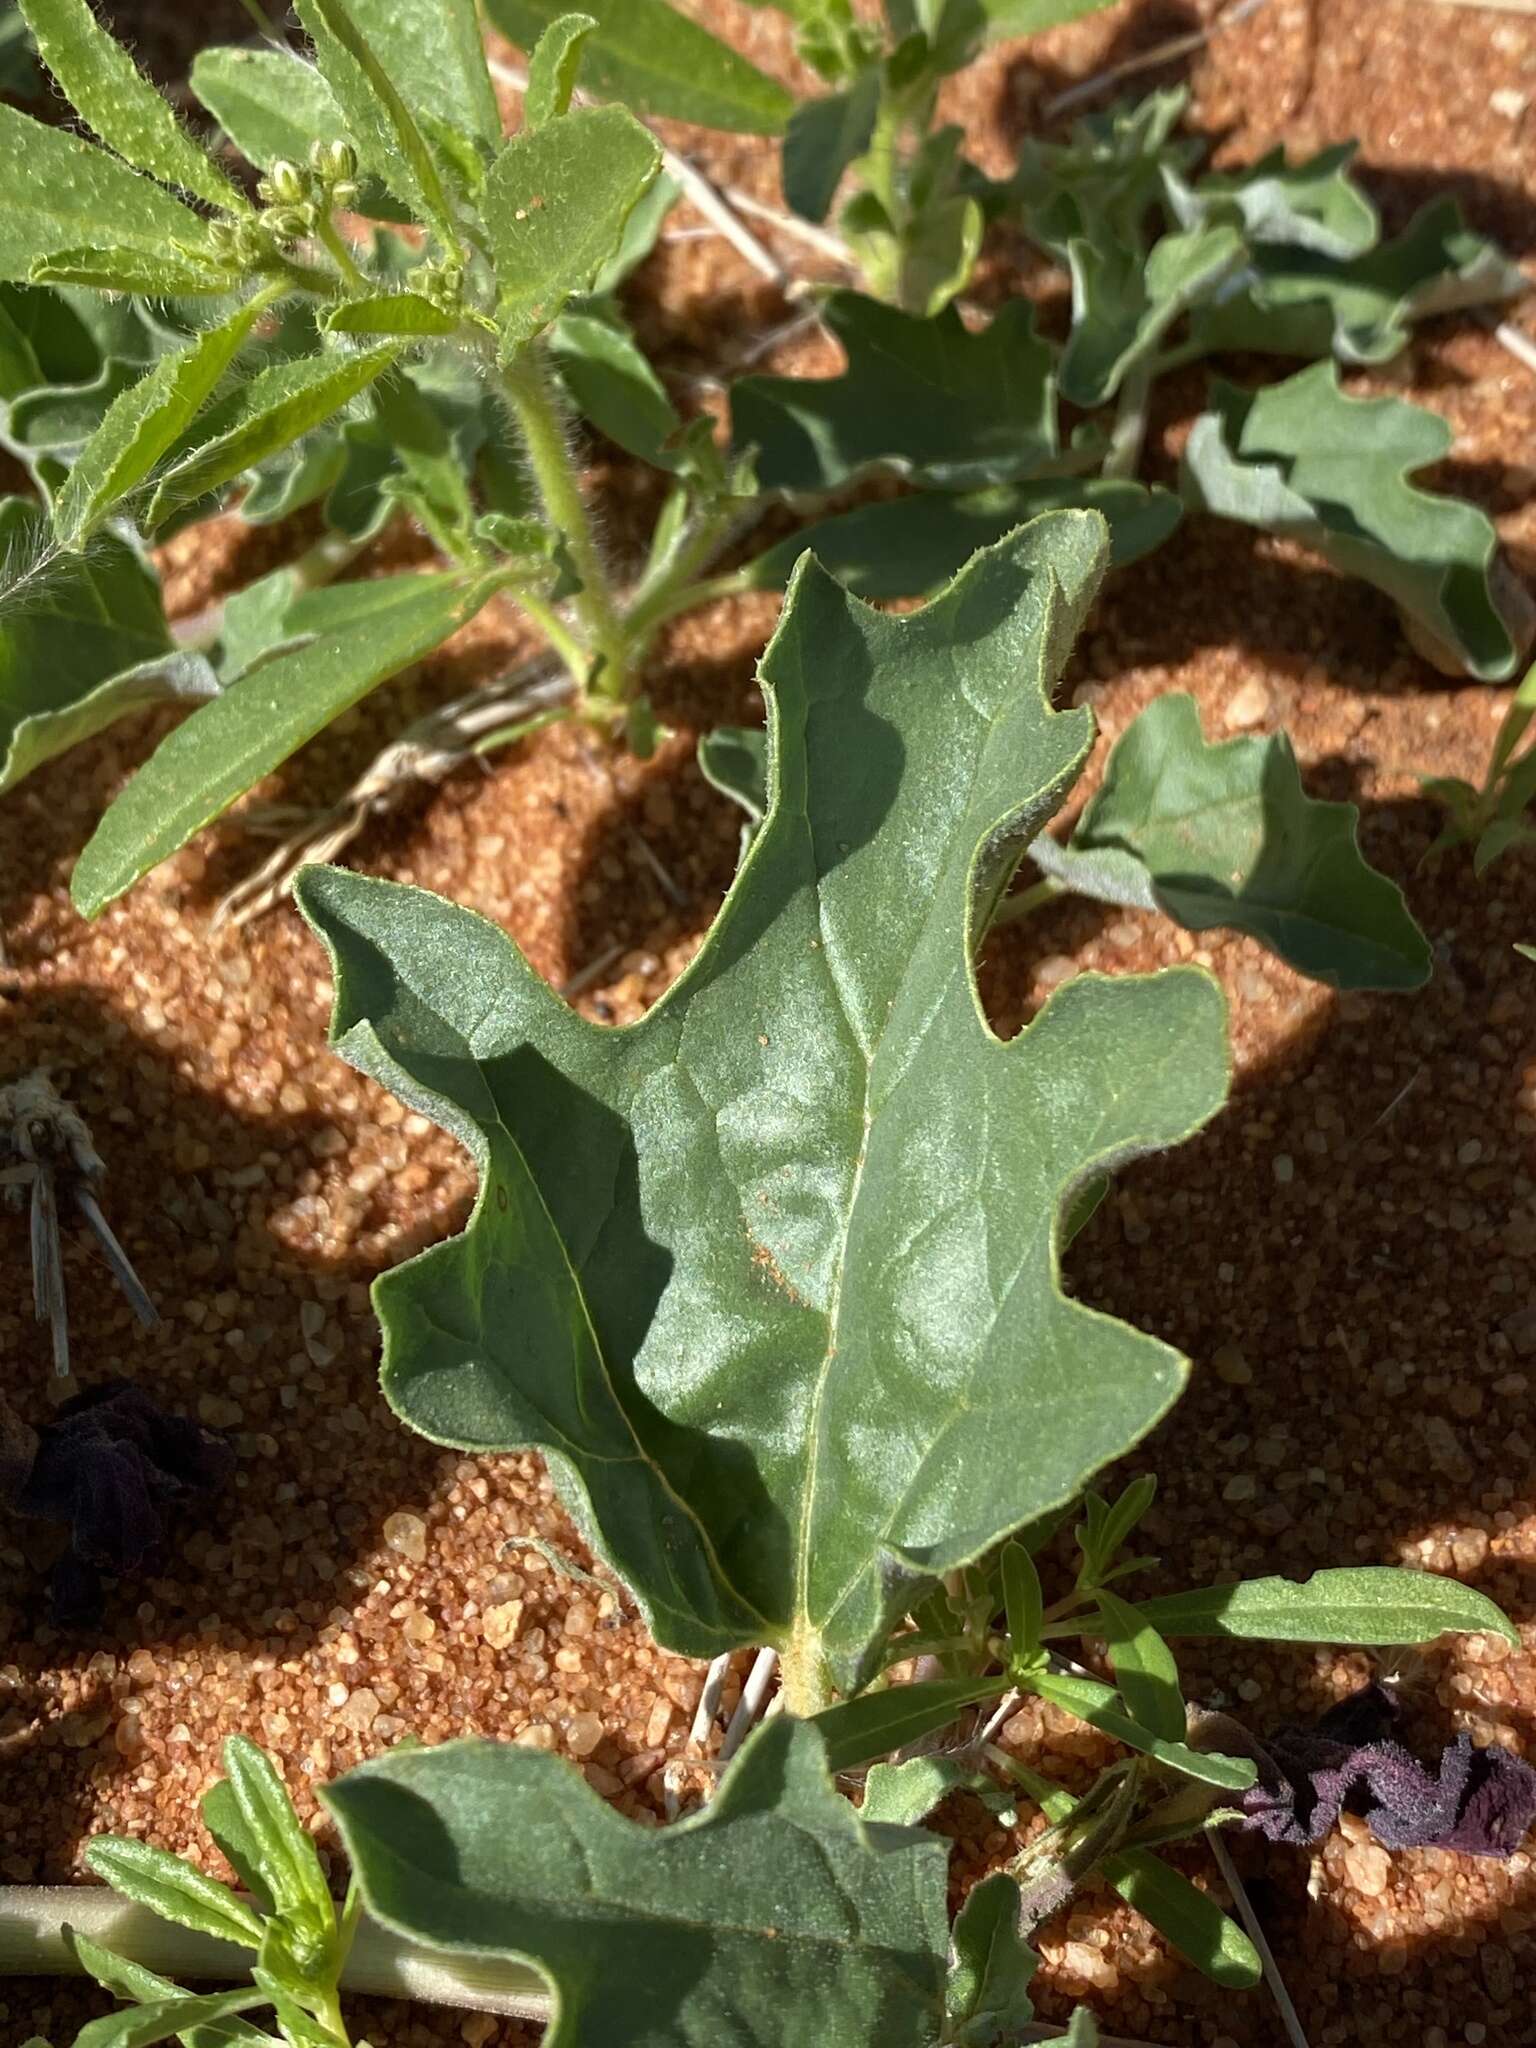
[316,215,369,294]
[496,346,631,705]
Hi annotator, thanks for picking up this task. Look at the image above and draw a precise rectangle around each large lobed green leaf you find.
[486,0,794,135]
[732,292,1057,491]
[298,515,1230,1701]
[0,497,216,795]
[1182,363,1519,680]
[325,1718,950,2048]
[1030,692,1432,991]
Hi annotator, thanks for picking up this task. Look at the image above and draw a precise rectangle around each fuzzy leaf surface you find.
[1081,1567,1520,1647]
[945,1873,1037,2046]
[1182,364,1517,680]
[341,0,500,151]
[1032,692,1432,991]
[484,106,662,348]
[298,515,1229,1696]
[324,1718,949,2048]
[486,0,793,134]
[0,103,217,281]
[19,0,245,212]
[733,293,1056,491]
[0,497,217,793]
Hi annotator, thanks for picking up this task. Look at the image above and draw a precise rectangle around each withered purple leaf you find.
[1241,1682,1536,1856]
[4,1381,232,1623]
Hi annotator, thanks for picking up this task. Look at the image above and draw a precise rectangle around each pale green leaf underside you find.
[1089,1566,1520,1647]
[1033,692,1432,991]
[299,515,1230,1696]
[1182,363,1517,680]
[325,1720,949,2048]
[484,0,794,135]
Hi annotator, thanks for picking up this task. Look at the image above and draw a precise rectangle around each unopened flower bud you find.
[310,137,358,185]
[266,158,309,206]
[330,178,359,208]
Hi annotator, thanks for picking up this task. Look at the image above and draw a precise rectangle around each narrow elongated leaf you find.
[485,0,794,135]
[71,570,485,915]
[1099,1851,1260,1988]
[946,1873,1038,2046]
[202,1777,278,1918]
[293,0,457,239]
[19,0,245,212]
[484,105,662,348]
[325,1719,950,2048]
[69,1934,281,2047]
[742,476,1182,596]
[0,498,219,793]
[1031,692,1433,991]
[1001,1540,1044,1663]
[1182,364,1518,680]
[1025,1671,1256,1790]
[343,0,500,150]
[220,1735,333,1933]
[73,1990,270,2048]
[55,300,262,547]
[1190,196,1524,366]
[83,1836,265,1948]
[813,1676,1009,1774]
[145,344,401,529]
[733,293,1056,491]
[30,246,236,296]
[323,294,459,338]
[0,103,218,282]
[297,514,1230,1699]
[782,74,880,223]
[1095,1587,1184,1744]
[1092,1566,1520,1647]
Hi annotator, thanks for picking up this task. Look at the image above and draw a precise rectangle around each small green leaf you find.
[202,1776,278,1917]
[322,294,459,337]
[485,0,794,135]
[733,292,1056,491]
[370,368,476,549]
[525,12,595,129]
[1100,1851,1261,1989]
[861,1755,1008,1826]
[145,344,401,530]
[485,105,662,348]
[72,1990,271,2048]
[1032,692,1433,992]
[325,1719,950,2048]
[697,721,767,833]
[192,46,409,213]
[1182,364,1518,681]
[548,308,681,468]
[1001,1540,1044,1665]
[1095,1588,1184,1745]
[743,477,1182,596]
[220,1736,334,1935]
[782,73,879,223]
[1025,1671,1256,1790]
[0,499,216,794]
[1094,1566,1520,1647]
[293,0,458,241]
[0,103,219,282]
[71,569,485,915]
[55,300,262,547]
[30,245,237,296]
[84,1835,266,1949]
[1169,141,1378,260]
[1077,1473,1156,1586]
[946,1873,1038,2046]
[20,0,246,213]
[812,1676,1009,1774]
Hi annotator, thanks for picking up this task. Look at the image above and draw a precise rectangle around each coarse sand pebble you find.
[5,1,1536,2042]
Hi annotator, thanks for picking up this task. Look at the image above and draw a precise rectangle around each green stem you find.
[316,215,369,294]
[501,584,590,681]
[624,566,753,647]
[991,874,1068,927]
[1103,362,1153,481]
[497,346,631,705]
